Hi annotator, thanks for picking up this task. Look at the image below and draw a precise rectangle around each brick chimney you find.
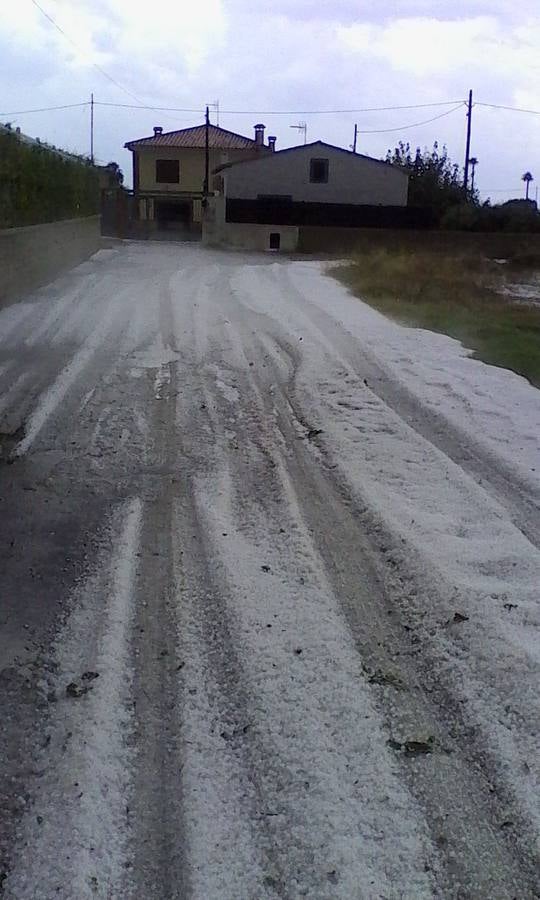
[254,123,265,146]
[268,136,277,152]
[153,126,163,136]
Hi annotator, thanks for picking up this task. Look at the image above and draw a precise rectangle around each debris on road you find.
[388,736,435,756]
[65,682,89,699]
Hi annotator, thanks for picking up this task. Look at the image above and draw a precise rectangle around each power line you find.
[361,103,465,134]
[95,101,202,113]
[7,94,540,126]
[0,102,89,116]
[0,96,468,120]
[211,100,465,115]
[28,0,165,114]
[476,101,540,116]
[93,99,464,115]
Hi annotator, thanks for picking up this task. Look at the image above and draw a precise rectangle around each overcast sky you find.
[2,0,540,201]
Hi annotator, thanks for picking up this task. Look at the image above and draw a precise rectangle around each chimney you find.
[153,126,163,136]
[268,135,277,152]
[254,123,265,146]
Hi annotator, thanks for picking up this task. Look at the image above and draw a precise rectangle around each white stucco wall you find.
[224,143,409,206]
[202,196,298,250]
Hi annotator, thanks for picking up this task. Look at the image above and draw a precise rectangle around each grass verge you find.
[332,249,540,388]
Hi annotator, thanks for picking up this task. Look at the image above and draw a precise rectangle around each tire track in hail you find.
[4,497,143,900]
[179,278,438,898]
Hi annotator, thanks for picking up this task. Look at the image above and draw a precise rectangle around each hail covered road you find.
[1,242,539,899]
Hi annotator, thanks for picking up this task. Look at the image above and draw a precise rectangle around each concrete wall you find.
[0,216,102,307]
[203,196,298,251]
[136,147,262,194]
[225,144,409,206]
[217,223,299,251]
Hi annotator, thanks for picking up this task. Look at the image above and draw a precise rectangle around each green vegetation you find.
[333,249,540,388]
[386,141,473,223]
[0,128,99,228]
[386,141,540,232]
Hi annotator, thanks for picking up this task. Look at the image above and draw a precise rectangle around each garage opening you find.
[155,200,191,232]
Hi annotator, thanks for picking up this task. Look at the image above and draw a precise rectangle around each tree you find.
[105,161,124,186]
[385,141,477,222]
[522,171,534,200]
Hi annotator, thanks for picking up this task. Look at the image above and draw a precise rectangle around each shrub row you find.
[0,130,99,228]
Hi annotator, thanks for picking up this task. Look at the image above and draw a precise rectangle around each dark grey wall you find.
[0,216,102,308]
[297,226,540,256]
[225,145,409,206]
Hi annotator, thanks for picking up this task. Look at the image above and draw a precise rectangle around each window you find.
[309,158,329,183]
[155,159,179,184]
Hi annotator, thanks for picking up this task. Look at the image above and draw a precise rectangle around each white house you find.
[205,141,410,250]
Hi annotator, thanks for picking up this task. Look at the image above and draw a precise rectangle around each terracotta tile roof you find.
[125,124,261,150]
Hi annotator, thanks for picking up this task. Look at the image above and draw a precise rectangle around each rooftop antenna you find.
[290,121,307,144]
[207,100,219,126]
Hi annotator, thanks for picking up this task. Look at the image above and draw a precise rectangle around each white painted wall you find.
[224,143,409,206]
[202,196,298,250]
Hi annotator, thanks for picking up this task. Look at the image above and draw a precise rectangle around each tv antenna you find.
[290,121,307,144]
[207,99,220,125]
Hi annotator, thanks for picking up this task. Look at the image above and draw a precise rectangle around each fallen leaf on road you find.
[387,736,435,756]
[66,682,89,699]
[404,737,435,756]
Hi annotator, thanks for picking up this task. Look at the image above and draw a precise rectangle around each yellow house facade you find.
[124,123,274,235]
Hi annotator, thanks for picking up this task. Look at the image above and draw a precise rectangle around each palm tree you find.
[522,171,534,200]
[470,157,478,192]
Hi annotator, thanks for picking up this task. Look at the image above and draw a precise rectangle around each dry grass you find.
[333,249,540,388]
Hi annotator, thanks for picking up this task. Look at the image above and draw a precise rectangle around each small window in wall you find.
[156,159,180,184]
[309,158,329,183]
[269,232,281,250]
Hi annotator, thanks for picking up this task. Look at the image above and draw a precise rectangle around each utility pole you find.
[203,105,210,203]
[352,123,358,153]
[463,89,473,191]
[90,93,94,164]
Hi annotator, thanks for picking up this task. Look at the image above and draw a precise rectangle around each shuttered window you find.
[156,159,180,184]
[309,158,329,183]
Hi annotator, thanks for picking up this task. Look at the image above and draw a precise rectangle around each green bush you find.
[0,130,99,228]
[441,201,540,233]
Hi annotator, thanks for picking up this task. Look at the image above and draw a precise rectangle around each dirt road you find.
[1,242,539,899]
